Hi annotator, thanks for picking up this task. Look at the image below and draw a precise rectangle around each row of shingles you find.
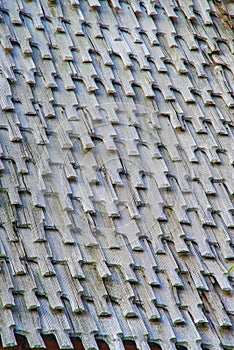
[11,23,231,350]
[0,0,233,350]
[0,1,135,348]
[138,0,233,266]
[129,92,231,348]
[37,112,234,348]
[63,109,161,350]
[126,96,234,348]
[149,0,234,124]
[87,1,234,348]
[22,0,107,347]
[138,2,234,347]
[1,0,232,168]
[86,76,174,346]
[154,5,234,341]
[18,0,121,345]
[0,132,97,348]
[0,2,225,350]
[8,0,230,183]
[158,2,234,345]
[101,0,234,235]
[0,0,207,340]
[67,80,169,350]
[75,106,230,350]
[1,1,112,349]
[0,125,69,349]
[0,10,48,337]
[0,1,49,337]
[32,1,234,348]
[0,90,182,350]
[0,1,85,348]
[0,168,50,349]
[81,90,184,348]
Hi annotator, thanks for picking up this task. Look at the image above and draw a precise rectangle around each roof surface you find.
[0,0,234,349]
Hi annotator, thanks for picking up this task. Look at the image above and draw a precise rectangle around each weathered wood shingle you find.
[0,1,233,349]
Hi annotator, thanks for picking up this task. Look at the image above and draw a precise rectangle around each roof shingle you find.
[0,1,233,349]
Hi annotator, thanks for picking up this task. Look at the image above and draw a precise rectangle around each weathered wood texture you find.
[0,336,163,350]
[0,0,233,349]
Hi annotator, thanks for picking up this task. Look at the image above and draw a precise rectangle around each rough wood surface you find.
[0,1,233,349]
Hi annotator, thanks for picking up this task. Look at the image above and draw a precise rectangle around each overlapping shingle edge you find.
[0,0,233,349]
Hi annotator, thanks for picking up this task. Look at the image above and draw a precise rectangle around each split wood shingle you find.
[0,1,233,349]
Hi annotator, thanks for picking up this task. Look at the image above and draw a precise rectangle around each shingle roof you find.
[0,0,234,349]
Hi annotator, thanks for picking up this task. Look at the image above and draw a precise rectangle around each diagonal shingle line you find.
[0,1,233,349]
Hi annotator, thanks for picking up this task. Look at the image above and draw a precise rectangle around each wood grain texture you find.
[0,1,233,349]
